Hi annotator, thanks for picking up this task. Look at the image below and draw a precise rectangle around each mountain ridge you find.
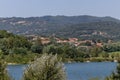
[0,15,120,41]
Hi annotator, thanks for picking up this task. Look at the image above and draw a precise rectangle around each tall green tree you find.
[31,37,43,54]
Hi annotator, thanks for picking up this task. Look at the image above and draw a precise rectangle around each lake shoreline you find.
[63,58,119,63]
[6,57,120,65]
[7,60,118,66]
[7,62,117,80]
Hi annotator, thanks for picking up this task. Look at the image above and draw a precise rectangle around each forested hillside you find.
[55,21,120,41]
[0,15,120,40]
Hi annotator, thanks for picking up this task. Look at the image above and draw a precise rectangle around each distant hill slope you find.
[0,15,120,40]
[55,21,120,40]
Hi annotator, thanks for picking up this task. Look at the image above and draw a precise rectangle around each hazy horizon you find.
[0,0,120,19]
[0,15,116,18]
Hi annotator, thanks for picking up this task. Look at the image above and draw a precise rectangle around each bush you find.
[106,63,120,80]
[23,54,66,80]
[0,60,10,80]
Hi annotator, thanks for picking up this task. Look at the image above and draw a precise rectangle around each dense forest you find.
[0,30,119,64]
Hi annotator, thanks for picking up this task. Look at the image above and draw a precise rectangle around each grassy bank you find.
[4,54,119,64]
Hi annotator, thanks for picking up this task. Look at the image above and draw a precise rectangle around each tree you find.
[90,46,102,57]
[106,63,120,80]
[31,38,43,54]
[0,60,10,80]
[0,52,10,80]
[23,54,66,80]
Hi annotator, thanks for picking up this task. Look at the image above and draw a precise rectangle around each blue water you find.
[7,62,117,80]
[7,65,26,80]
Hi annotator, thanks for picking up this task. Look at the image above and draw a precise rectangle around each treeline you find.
[1,30,120,63]
[30,37,120,62]
[0,30,36,63]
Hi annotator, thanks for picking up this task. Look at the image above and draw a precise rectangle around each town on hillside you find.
[26,35,104,47]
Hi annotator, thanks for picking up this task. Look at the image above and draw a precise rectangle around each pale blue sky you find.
[0,0,120,19]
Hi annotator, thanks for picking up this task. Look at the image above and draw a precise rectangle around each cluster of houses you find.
[26,35,103,47]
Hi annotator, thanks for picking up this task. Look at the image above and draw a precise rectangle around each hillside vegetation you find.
[0,15,120,40]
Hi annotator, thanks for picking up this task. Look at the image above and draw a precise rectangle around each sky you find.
[0,0,120,19]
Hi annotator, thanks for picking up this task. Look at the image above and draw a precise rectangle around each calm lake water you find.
[7,62,117,80]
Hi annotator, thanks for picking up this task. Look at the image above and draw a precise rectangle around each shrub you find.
[106,63,120,80]
[0,60,10,80]
[23,54,66,80]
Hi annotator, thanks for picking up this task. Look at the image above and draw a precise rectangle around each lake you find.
[7,62,117,80]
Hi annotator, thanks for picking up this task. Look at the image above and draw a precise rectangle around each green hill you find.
[0,15,120,40]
